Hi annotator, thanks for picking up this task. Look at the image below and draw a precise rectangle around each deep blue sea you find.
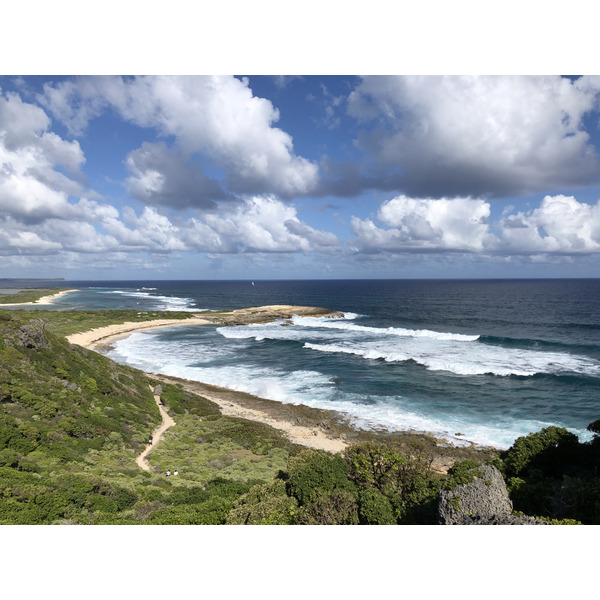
[6,279,600,449]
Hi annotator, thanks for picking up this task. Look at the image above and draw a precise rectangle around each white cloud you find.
[346,75,600,197]
[184,196,339,254]
[0,89,88,222]
[499,195,600,254]
[41,76,319,199]
[351,195,492,253]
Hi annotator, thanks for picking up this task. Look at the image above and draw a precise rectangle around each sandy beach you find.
[66,304,342,350]
[66,305,352,455]
[0,289,79,306]
[66,316,212,350]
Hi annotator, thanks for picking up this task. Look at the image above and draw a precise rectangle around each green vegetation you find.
[0,288,70,304]
[0,310,301,524]
[17,309,197,336]
[0,307,598,525]
[497,426,600,523]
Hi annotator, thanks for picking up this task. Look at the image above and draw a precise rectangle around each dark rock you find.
[17,319,49,350]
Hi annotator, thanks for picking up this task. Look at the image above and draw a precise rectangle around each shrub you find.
[296,489,359,525]
[500,426,579,478]
[357,488,396,525]
[344,441,408,494]
[148,497,234,525]
[226,480,298,525]
[443,460,483,490]
[285,449,355,506]
[0,449,19,468]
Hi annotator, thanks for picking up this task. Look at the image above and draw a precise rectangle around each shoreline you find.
[66,304,342,350]
[66,316,212,350]
[65,306,499,469]
[0,288,79,306]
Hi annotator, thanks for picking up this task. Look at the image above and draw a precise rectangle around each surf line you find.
[135,385,176,472]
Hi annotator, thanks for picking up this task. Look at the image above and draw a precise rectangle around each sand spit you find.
[66,316,212,350]
[0,289,79,306]
[67,305,342,350]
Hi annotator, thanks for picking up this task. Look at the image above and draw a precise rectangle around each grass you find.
[5,308,200,336]
[0,288,71,305]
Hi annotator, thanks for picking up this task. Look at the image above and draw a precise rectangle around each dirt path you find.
[135,387,176,471]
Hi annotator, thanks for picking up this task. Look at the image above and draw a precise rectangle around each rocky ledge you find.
[198,305,344,326]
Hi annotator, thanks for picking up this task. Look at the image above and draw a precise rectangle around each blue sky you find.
[4,70,600,279]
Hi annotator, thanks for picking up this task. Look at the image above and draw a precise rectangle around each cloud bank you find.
[341,75,600,198]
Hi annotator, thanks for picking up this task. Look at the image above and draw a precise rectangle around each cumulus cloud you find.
[351,195,492,253]
[125,141,229,209]
[184,196,339,254]
[499,194,600,254]
[341,75,600,198]
[350,192,600,260]
[40,75,319,200]
[0,89,88,223]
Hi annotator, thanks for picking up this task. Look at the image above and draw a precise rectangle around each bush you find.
[501,427,579,478]
[344,442,408,495]
[285,449,355,506]
[0,449,19,468]
[226,480,298,525]
[296,489,359,525]
[443,460,483,490]
[357,488,396,525]
[148,497,235,525]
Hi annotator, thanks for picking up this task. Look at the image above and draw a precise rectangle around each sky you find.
[3,7,600,280]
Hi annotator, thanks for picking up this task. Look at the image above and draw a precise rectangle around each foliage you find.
[285,449,356,506]
[357,488,395,525]
[345,441,408,494]
[296,489,359,525]
[496,421,600,524]
[500,426,580,478]
[442,460,484,490]
[226,480,298,525]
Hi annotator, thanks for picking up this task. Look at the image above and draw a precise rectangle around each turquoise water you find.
[9,279,600,449]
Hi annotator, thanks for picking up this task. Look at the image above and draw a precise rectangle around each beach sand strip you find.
[0,289,80,306]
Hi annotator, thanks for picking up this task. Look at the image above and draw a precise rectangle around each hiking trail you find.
[135,386,176,471]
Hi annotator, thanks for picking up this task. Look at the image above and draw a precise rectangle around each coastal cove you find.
[6,279,600,451]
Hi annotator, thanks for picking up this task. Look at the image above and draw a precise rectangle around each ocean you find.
[7,279,600,449]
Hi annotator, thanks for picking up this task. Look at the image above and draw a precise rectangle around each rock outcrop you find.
[438,464,548,525]
[17,319,50,350]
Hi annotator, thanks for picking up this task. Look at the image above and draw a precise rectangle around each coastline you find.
[66,304,342,350]
[0,288,79,306]
[66,304,500,470]
[66,316,212,350]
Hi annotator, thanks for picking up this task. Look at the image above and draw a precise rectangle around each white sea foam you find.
[290,314,480,341]
[104,312,597,450]
[99,289,199,311]
[105,333,593,449]
[304,340,600,377]
[217,315,600,377]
